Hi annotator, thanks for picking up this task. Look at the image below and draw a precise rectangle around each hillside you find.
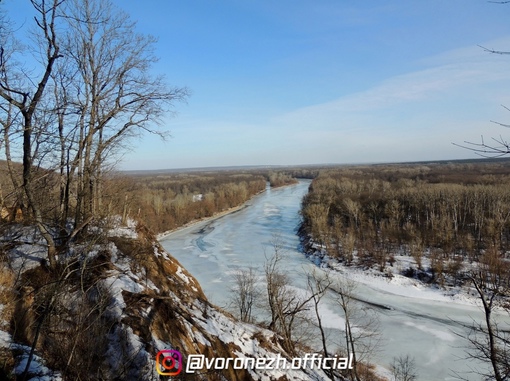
[0,218,335,381]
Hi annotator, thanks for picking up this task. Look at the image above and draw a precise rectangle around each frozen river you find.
[160,180,502,381]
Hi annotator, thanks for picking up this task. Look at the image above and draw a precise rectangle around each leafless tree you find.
[454,11,510,159]
[306,268,334,380]
[265,234,286,330]
[230,267,261,323]
[0,0,188,267]
[264,234,319,354]
[390,354,418,381]
[60,0,188,225]
[462,248,510,381]
[333,276,381,381]
[0,0,65,267]
[454,133,510,158]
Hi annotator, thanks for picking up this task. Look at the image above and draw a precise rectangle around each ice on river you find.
[161,180,506,381]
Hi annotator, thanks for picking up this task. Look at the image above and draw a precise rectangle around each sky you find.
[4,1,510,170]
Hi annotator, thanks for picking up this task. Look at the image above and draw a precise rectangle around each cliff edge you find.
[0,219,332,381]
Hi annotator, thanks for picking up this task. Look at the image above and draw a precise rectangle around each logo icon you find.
[156,349,182,376]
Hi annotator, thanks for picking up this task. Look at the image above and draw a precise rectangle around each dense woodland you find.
[104,170,297,234]
[300,160,510,284]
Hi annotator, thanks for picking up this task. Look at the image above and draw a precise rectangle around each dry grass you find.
[0,266,15,328]
[0,265,16,380]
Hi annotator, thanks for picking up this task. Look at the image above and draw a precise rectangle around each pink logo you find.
[156,350,182,376]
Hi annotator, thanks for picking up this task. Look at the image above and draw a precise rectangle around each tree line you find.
[106,172,267,233]
[102,168,309,234]
[301,162,510,277]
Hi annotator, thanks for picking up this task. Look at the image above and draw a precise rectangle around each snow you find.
[9,244,48,272]
[314,299,347,330]
[154,245,170,260]
[307,250,480,308]
[0,217,341,381]
[144,278,160,293]
[154,338,173,351]
[0,331,52,380]
[160,180,505,381]
[403,321,456,342]
[11,343,63,381]
[173,262,199,292]
[191,328,212,347]
[0,220,213,380]
[106,217,139,239]
[175,266,191,284]
[180,319,212,347]
[6,225,51,272]
[103,264,145,318]
[0,330,11,347]
[373,364,393,381]
[186,299,329,381]
[105,324,156,380]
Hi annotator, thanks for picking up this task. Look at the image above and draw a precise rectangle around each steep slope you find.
[0,220,335,380]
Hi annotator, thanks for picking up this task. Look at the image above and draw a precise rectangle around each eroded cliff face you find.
[1,221,330,381]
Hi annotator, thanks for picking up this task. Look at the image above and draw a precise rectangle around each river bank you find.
[160,180,503,380]
[156,202,251,240]
[156,180,301,240]
[298,232,482,308]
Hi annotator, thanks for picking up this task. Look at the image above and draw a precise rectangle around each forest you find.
[104,169,298,234]
[300,160,510,286]
[295,160,510,380]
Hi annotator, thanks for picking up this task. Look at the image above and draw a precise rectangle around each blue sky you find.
[5,1,510,169]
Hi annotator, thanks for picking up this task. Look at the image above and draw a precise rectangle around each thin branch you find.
[491,120,510,128]
[478,44,510,55]
[452,134,510,158]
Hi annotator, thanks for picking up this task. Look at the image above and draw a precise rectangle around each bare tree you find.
[60,0,189,225]
[230,267,260,323]
[462,248,510,381]
[0,0,188,267]
[333,276,381,381]
[264,234,319,354]
[306,269,334,380]
[0,0,65,267]
[454,133,510,158]
[454,11,510,159]
[264,234,287,331]
[390,354,418,381]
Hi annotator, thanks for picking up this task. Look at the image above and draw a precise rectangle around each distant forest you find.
[104,169,301,233]
[300,160,510,286]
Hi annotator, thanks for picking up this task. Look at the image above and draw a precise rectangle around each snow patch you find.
[175,266,191,284]
[106,217,138,239]
[154,246,170,260]
[13,343,63,381]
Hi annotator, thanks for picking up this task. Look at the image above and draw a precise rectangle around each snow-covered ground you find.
[2,215,336,381]
[309,251,481,307]
[161,180,510,381]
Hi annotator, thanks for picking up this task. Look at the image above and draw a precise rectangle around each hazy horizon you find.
[119,156,510,174]
[6,1,510,171]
